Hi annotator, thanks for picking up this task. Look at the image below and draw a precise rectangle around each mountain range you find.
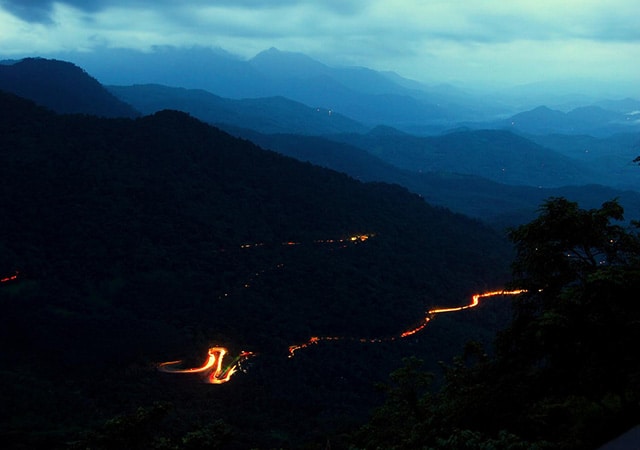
[2,56,640,226]
[108,83,367,135]
[495,104,640,136]
[2,49,640,448]
[37,46,640,130]
[30,46,494,130]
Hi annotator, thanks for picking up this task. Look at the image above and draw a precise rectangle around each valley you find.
[1,47,639,449]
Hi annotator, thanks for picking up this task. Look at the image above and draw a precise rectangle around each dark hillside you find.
[0,91,511,448]
[227,127,640,226]
[0,58,138,118]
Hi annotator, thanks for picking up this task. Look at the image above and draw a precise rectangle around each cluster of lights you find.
[287,335,388,357]
[314,234,373,244]
[239,234,373,250]
[220,234,374,300]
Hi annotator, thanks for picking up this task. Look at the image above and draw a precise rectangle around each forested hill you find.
[0,91,511,448]
[0,58,139,118]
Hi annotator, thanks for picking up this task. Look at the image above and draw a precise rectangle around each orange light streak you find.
[399,317,432,338]
[288,289,527,358]
[158,347,254,384]
[427,290,527,314]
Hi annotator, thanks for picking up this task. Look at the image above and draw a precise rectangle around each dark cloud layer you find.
[1,0,55,23]
[0,0,106,23]
[0,0,365,23]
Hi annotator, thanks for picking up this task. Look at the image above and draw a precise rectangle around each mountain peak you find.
[249,47,328,78]
[263,46,282,54]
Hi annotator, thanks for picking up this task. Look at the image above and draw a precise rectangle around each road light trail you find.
[428,289,527,314]
[158,347,255,384]
[0,271,19,283]
[288,289,527,357]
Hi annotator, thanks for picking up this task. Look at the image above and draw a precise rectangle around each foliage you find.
[353,357,435,450]
[70,403,232,450]
[354,198,640,449]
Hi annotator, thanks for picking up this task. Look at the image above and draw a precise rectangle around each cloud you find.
[0,0,56,23]
[0,0,367,24]
[0,0,638,89]
[3,0,639,43]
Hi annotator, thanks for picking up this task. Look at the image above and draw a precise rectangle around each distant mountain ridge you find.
[0,58,139,118]
[108,83,368,135]
[5,46,640,134]
[4,56,639,227]
[245,48,455,128]
[37,46,479,130]
[249,47,426,97]
[497,104,640,136]
[104,77,633,191]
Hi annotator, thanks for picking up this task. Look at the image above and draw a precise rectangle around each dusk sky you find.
[1,0,638,91]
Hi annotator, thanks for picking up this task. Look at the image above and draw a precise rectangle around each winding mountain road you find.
[159,287,525,383]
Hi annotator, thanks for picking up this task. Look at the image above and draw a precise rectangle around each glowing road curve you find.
[158,347,255,384]
[288,289,526,356]
[158,289,526,383]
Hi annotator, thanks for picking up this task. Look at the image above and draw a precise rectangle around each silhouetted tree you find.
[354,197,640,449]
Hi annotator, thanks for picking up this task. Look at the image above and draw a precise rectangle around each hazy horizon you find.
[1,0,638,97]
